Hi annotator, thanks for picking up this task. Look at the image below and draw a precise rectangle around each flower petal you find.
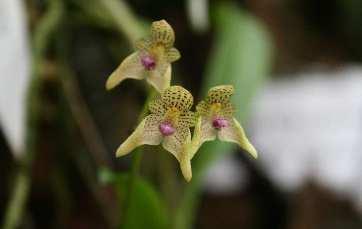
[166,47,181,63]
[148,97,165,115]
[200,116,217,142]
[116,114,163,157]
[221,102,235,118]
[146,64,171,92]
[106,52,145,90]
[150,20,175,48]
[178,111,196,128]
[134,37,153,52]
[206,85,234,104]
[162,126,191,161]
[189,116,217,159]
[218,118,258,159]
[179,149,192,182]
[161,86,194,111]
[196,100,210,116]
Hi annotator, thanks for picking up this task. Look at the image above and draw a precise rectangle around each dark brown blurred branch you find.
[57,62,111,168]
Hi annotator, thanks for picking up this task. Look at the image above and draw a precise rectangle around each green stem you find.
[1,167,30,229]
[158,149,181,214]
[1,1,64,229]
[121,90,155,227]
[70,0,148,226]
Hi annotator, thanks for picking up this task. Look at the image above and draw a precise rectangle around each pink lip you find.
[141,55,156,70]
[212,117,228,129]
[159,122,175,136]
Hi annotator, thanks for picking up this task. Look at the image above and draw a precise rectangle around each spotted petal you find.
[166,48,181,63]
[178,111,196,128]
[206,85,234,104]
[150,20,175,48]
[161,86,193,111]
[220,102,235,118]
[148,97,165,115]
[116,114,163,157]
[196,100,210,116]
[106,52,145,90]
[135,38,153,52]
[218,118,258,159]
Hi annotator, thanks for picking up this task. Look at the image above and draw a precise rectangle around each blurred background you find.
[1,0,362,228]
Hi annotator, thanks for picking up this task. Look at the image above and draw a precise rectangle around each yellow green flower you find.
[105,20,181,92]
[190,85,258,160]
[116,86,195,181]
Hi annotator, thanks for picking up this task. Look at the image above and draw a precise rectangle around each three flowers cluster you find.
[106,20,257,181]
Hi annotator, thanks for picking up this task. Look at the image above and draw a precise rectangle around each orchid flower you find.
[116,86,195,181]
[190,85,258,160]
[105,20,181,92]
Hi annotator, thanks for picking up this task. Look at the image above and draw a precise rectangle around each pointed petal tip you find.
[105,79,115,91]
[180,152,193,182]
[184,174,192,182]
[241,140,258,160]
[250,149,258,159]
[181,163,192,182]
[105,71,121,90]
[115,147,127,158]
[243,140,258,159]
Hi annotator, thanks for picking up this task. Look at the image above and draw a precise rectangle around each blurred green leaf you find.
[175,2,273,229]
[115,173,168,229]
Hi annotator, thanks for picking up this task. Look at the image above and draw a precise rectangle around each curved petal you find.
[162,126,191,161]
[200,116,217,142]
[220,102,235,118]
[146,64,171,92]
[196,100,210,116]
[106,52,145,90]
[166,47,181,63]
[206,85,234,104]
[189,116,217,159]
[178,111,196,128]
[218,118,258,159]
[134,37,153,52]
[161,86,194,111]
[116,114,163,157]
[150,20,175,48]
[148,97,165,115]
[179,148,192,182]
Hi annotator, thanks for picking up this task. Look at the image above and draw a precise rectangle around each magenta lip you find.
[212,117,228,129]
[141,55,156,70]
[159,122,175,136]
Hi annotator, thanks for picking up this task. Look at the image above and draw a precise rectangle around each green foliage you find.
[115,173,169,229]
[175,2,273,229]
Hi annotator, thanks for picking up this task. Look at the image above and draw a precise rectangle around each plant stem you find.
[1,166,30,229]
[121,90,155,226]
